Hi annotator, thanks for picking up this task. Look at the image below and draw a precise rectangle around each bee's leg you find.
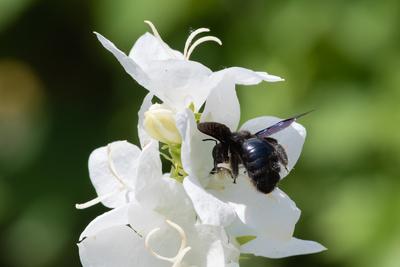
[211,143,229,175]
[264,137,289,171]
[275,144,289,171]
[230,152,240,184]
[211,157,218,174]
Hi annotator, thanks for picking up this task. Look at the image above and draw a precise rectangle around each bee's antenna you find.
[202,138,218,144]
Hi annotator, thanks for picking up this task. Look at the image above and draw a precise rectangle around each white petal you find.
[186,224,240,267]
[128,203,185,259]
[201,77,240,131]
[132,140,162,200]
[94,32,149,88]
[144,59,213,111]
[129,33,184,70]
[88,141,141,208]
[215,176,300,240]
[128,207,191,264]
[127,203,166,236]
[225,216,257,237]
[240,116,306,176]
[79,204,130,240]
[206,241,226,267]
[177,109,214,181]
[213,67,284,85]
[78,225,168,267]
[182,175,237,226]
[241,236,326,258]
[138,93,154,148]
[138,174,197,226]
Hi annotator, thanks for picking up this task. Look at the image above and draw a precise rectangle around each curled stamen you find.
[144,20,161,39]
[172,247,192,267]
[75,187,123,209]
[107,144,131,189]
[75,144,132,209]
[145,220,192,267]
[144,20,177,59]
[186,36,222,60]
[183,28,210,58]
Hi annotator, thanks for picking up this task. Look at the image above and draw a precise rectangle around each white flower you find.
[77,138,239,266]
[78,160,240,267]
[79,203,240,267]
[176,81,326,258]
[95,21,283,113]
[78,20,325,266]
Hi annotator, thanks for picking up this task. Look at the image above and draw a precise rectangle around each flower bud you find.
[144,104,182,144]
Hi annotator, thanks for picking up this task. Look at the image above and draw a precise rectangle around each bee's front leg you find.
[229,151,240,184]
[211,143,230,174]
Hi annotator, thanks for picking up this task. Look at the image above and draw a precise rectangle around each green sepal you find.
[188,102,195,112]
[236,235,256,246]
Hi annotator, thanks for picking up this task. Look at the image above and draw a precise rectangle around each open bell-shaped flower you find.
[79,203,240,267]
[95,21,283,113]
[78,167,240,267]
[176,80,326,258]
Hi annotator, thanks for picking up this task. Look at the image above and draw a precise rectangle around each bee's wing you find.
[255,110,314,138]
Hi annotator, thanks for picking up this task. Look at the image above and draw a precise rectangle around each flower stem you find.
[161,143,187,182]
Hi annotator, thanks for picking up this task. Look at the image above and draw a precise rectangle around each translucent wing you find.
[255,110,314,138]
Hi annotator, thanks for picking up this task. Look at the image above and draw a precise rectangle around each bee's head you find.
[197,122,232,143]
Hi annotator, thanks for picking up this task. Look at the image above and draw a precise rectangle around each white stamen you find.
[144,20,161,39]
[186,36,222,60]
[143,20,177,59]
[75,144,132,209]
[75,187,123,209]
[172,247,192,267]
[107,144,132,190]
[183,28,210,58]
[145,220,192,267]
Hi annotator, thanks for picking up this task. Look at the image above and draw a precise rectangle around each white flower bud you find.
[144,104,182,144]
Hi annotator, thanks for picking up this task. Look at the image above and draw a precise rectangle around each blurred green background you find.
[0,0,399,266]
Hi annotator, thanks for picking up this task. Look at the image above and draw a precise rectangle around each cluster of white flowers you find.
[76,21,325,267]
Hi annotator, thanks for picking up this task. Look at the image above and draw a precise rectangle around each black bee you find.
[197,111,312,194]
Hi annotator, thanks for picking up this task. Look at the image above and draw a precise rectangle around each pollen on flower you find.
[145,220,191,267]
